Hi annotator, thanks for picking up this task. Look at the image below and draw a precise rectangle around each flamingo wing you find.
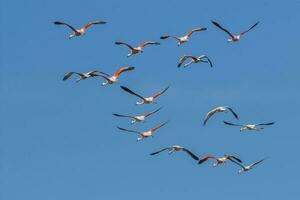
[117,126,142,135]
[198,155,216,164]
[257,122,275,126]
[150,147,171,155]
[160,35,180,41]
[63,72,81,81]
[113,66,135,77]
[228,157,245,168]
[81,20,106,30]
[120,86,146,101]
[225,107,239,120]
[249,158,266,168]
[139,41,160,48]
[150,121,168,132]
[203,107,219,125]
[240,21,259,36]
[226,155,243,163]
[182,148,199,161]
[211,20,234,38]
[185,27,207,37]
[144,107,163,117]
[223,121,243,127]
[112,113,134,119]
[177,55,196,67]
[54,21,77,32]
[152,85,170,99]
[199,55,213,67]
[115,41,135,50]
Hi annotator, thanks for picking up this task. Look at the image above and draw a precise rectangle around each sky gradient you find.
[1,0,300,199]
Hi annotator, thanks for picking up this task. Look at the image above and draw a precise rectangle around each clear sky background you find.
[1,0,300,199]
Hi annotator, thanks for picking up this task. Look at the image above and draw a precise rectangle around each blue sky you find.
[1,0,300,199]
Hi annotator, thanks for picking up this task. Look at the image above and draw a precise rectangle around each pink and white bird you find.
[115,41,160,57]
[198,154,242,167]
[62,70,102,82]
[160,27,207,46]
[223,121,275,132]
[120,85,169,105]
[117,121,168,141]
[113,107,163,124]
[98,66,135,86]
[203,106,239,126]
[150,145,199,161]
[228,157,267,174]
[211,20,259,42]
[54,20,106,39]
[177,54,213,68]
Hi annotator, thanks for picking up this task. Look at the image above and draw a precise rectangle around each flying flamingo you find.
[113,107,163,124]
[115,41,160,57]
[54,20,106,39]
[117,121,168,141]
[177,55,213,68]
[203,106,239,126]
[120,85,169,105]
[160,27,207,46]
[211,20,259,42]
[228,157,267,174]
[150,145,199,161]
[223,121,275,132]
[98,66,135,86]
[198,154,242,167]
[63,70,101,82]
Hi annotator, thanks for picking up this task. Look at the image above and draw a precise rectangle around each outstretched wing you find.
[226,155,243,163]
[257,122,275,126]
[203,107,219,125]
[63,72,80,81]
[151,85,170,99]
[211,20,234,38]
[223,121,243,127]
[113,66,135,77]
[117,126,142,135]
[198,155,216,164]
[182,148,199,161]
[185,27,207,37]
[115,41,135,50]
[150,121,168,132]
[54,21,77,32]
[144,107,163,117]
[81,20,106,30]
[225,107,239,120]
[139,41,160,48]
[177,55,196,67]
[240,22,259,36]
[249,158,266,168]
[120,86,146,101]
[199,55,213,67]
[150,147,171,155]
[112,113,134,119]
[160,35,180,41]
[228,157,245,168]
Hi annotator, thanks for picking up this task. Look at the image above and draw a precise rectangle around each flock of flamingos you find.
[55,19,274,174]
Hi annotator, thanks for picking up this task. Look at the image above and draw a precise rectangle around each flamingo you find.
[203,106,239,126]
[97,66,135,86]
[115,41,160,57]
[223,121,275,132]
[150,145,199,161]
[54,20,106,39]
[177,55,213,68]
[120,85,169,105]
[211,20,259,42]
[112,107,163,124]
[117,121,168,141]
[160,27,207,46]
[62,70,101,82]
[198,154,242,167]
[228,157,267,174]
